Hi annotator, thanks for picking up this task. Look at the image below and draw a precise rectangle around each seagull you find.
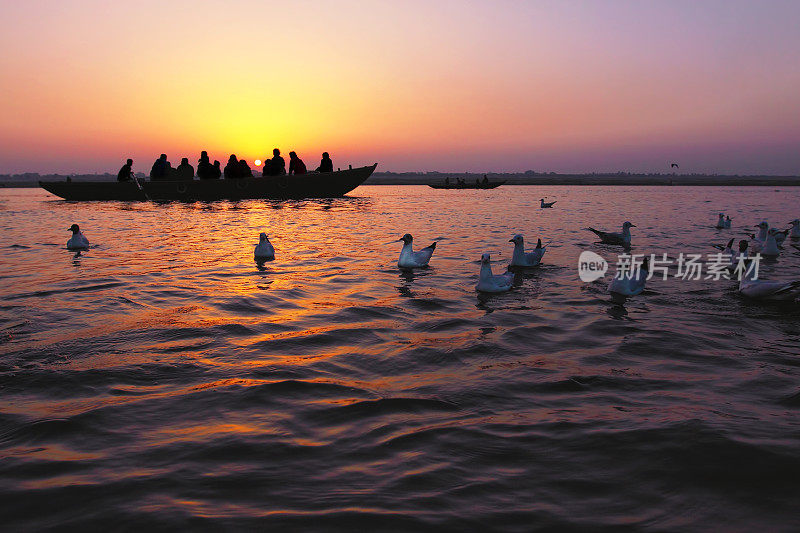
[739,266,800,301]
[585,221,635,247]
[476,253,514,293]
[254,233,275,261]
[761,229,781,258]
[608,256,649,297]
[66,224,90,250]
[729,240,749,268]
[715,213,726,229]
[540,198,556,208]
[509,235,546,267]
[749,221,769,253]
[789,219,800,239]
[724,215,732,228]
[773,229,789,247]
[397,234,436,269]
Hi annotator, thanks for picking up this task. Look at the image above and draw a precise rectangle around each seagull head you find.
[738,240,749,252]
[623,221,635,228]
[259,232,269,242]
[69,224,80,233]
[480,253,491,264]
[641,256,650,272]
[755,221,768,229]
[399,234,413,244]
[509,234,523,244]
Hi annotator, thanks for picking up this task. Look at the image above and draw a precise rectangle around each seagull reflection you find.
[607,302,629,319]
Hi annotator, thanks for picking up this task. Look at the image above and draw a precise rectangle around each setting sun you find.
[254,159,262,166]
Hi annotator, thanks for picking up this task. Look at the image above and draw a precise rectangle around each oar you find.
[132,174,150,201]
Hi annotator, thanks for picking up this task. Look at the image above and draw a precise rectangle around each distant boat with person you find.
[428,175,505,189]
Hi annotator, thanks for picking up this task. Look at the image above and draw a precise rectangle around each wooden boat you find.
[39,164,377,201]
[428,180,506,190]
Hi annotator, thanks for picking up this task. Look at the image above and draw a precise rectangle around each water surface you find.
[1,186,799,530]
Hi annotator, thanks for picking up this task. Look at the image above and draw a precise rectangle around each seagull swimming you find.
[715,213,726,229]
[66,224,90,250]
[749,221,769,253]
[608,256,649,297]
[509,235,546,267]
[397,234,436,269]
[540,198,556,208]
[729,240,749,268]
[761,229,781,258]
[476,253,514,293]
[724,215,732,228]
[738,265,800,301]
[254,233,275,261]
[789,219,800,239]
[585,221,635,247]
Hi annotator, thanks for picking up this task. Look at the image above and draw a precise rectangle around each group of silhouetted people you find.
[117,150,334,182]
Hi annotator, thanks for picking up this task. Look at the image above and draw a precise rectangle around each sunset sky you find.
[1,0,799,174]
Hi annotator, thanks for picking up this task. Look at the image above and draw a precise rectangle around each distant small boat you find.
[428,180,505,190]
[40,164,377,201]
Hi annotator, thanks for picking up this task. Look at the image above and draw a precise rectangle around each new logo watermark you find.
[577,251,761,282]
[578,251,609,282]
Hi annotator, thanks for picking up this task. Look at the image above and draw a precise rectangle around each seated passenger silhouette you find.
[224,155,241,179]
[197,151,214,179]
[482,174,489,185]
[261,157,276,177]
[117,158,134,182]
[238,158,253,178]
[315,152,333,172]
[176,157,194,180]
[263,148,285,176]
[150,154,171,181]
[288,151,307,175]
[212,160,222,179]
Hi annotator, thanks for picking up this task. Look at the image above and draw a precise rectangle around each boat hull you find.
[428,180,505,190]
[40,164,377,201]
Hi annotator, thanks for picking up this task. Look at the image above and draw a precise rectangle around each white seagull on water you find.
[739,265,800,301]
[509,235,546,267]
[585,221,635,247]
[608,256,649,297]
[397,234,436,269]
[476,253,514,293]
[254,233,275,261]
[66,224,90,250]
[789,219,800,239]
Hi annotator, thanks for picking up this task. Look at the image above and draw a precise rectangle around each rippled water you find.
[2,186,800,530]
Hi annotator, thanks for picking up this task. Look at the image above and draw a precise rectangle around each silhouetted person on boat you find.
[117,159,133,182]
[212,160,222,179]
[150,154,171,181]
[482,174,489,186]
[315,152,333,172]
[289,151,307,175]
[197,151,214,179]
[263,148,285,176]
[224,155,241,179]
[238,158,253,178]
[176,157,194,180]
[445,177,450,186]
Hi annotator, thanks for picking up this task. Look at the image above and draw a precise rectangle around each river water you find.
[1,186,799,530]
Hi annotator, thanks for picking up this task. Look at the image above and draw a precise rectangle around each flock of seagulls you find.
[64,207,800,300]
